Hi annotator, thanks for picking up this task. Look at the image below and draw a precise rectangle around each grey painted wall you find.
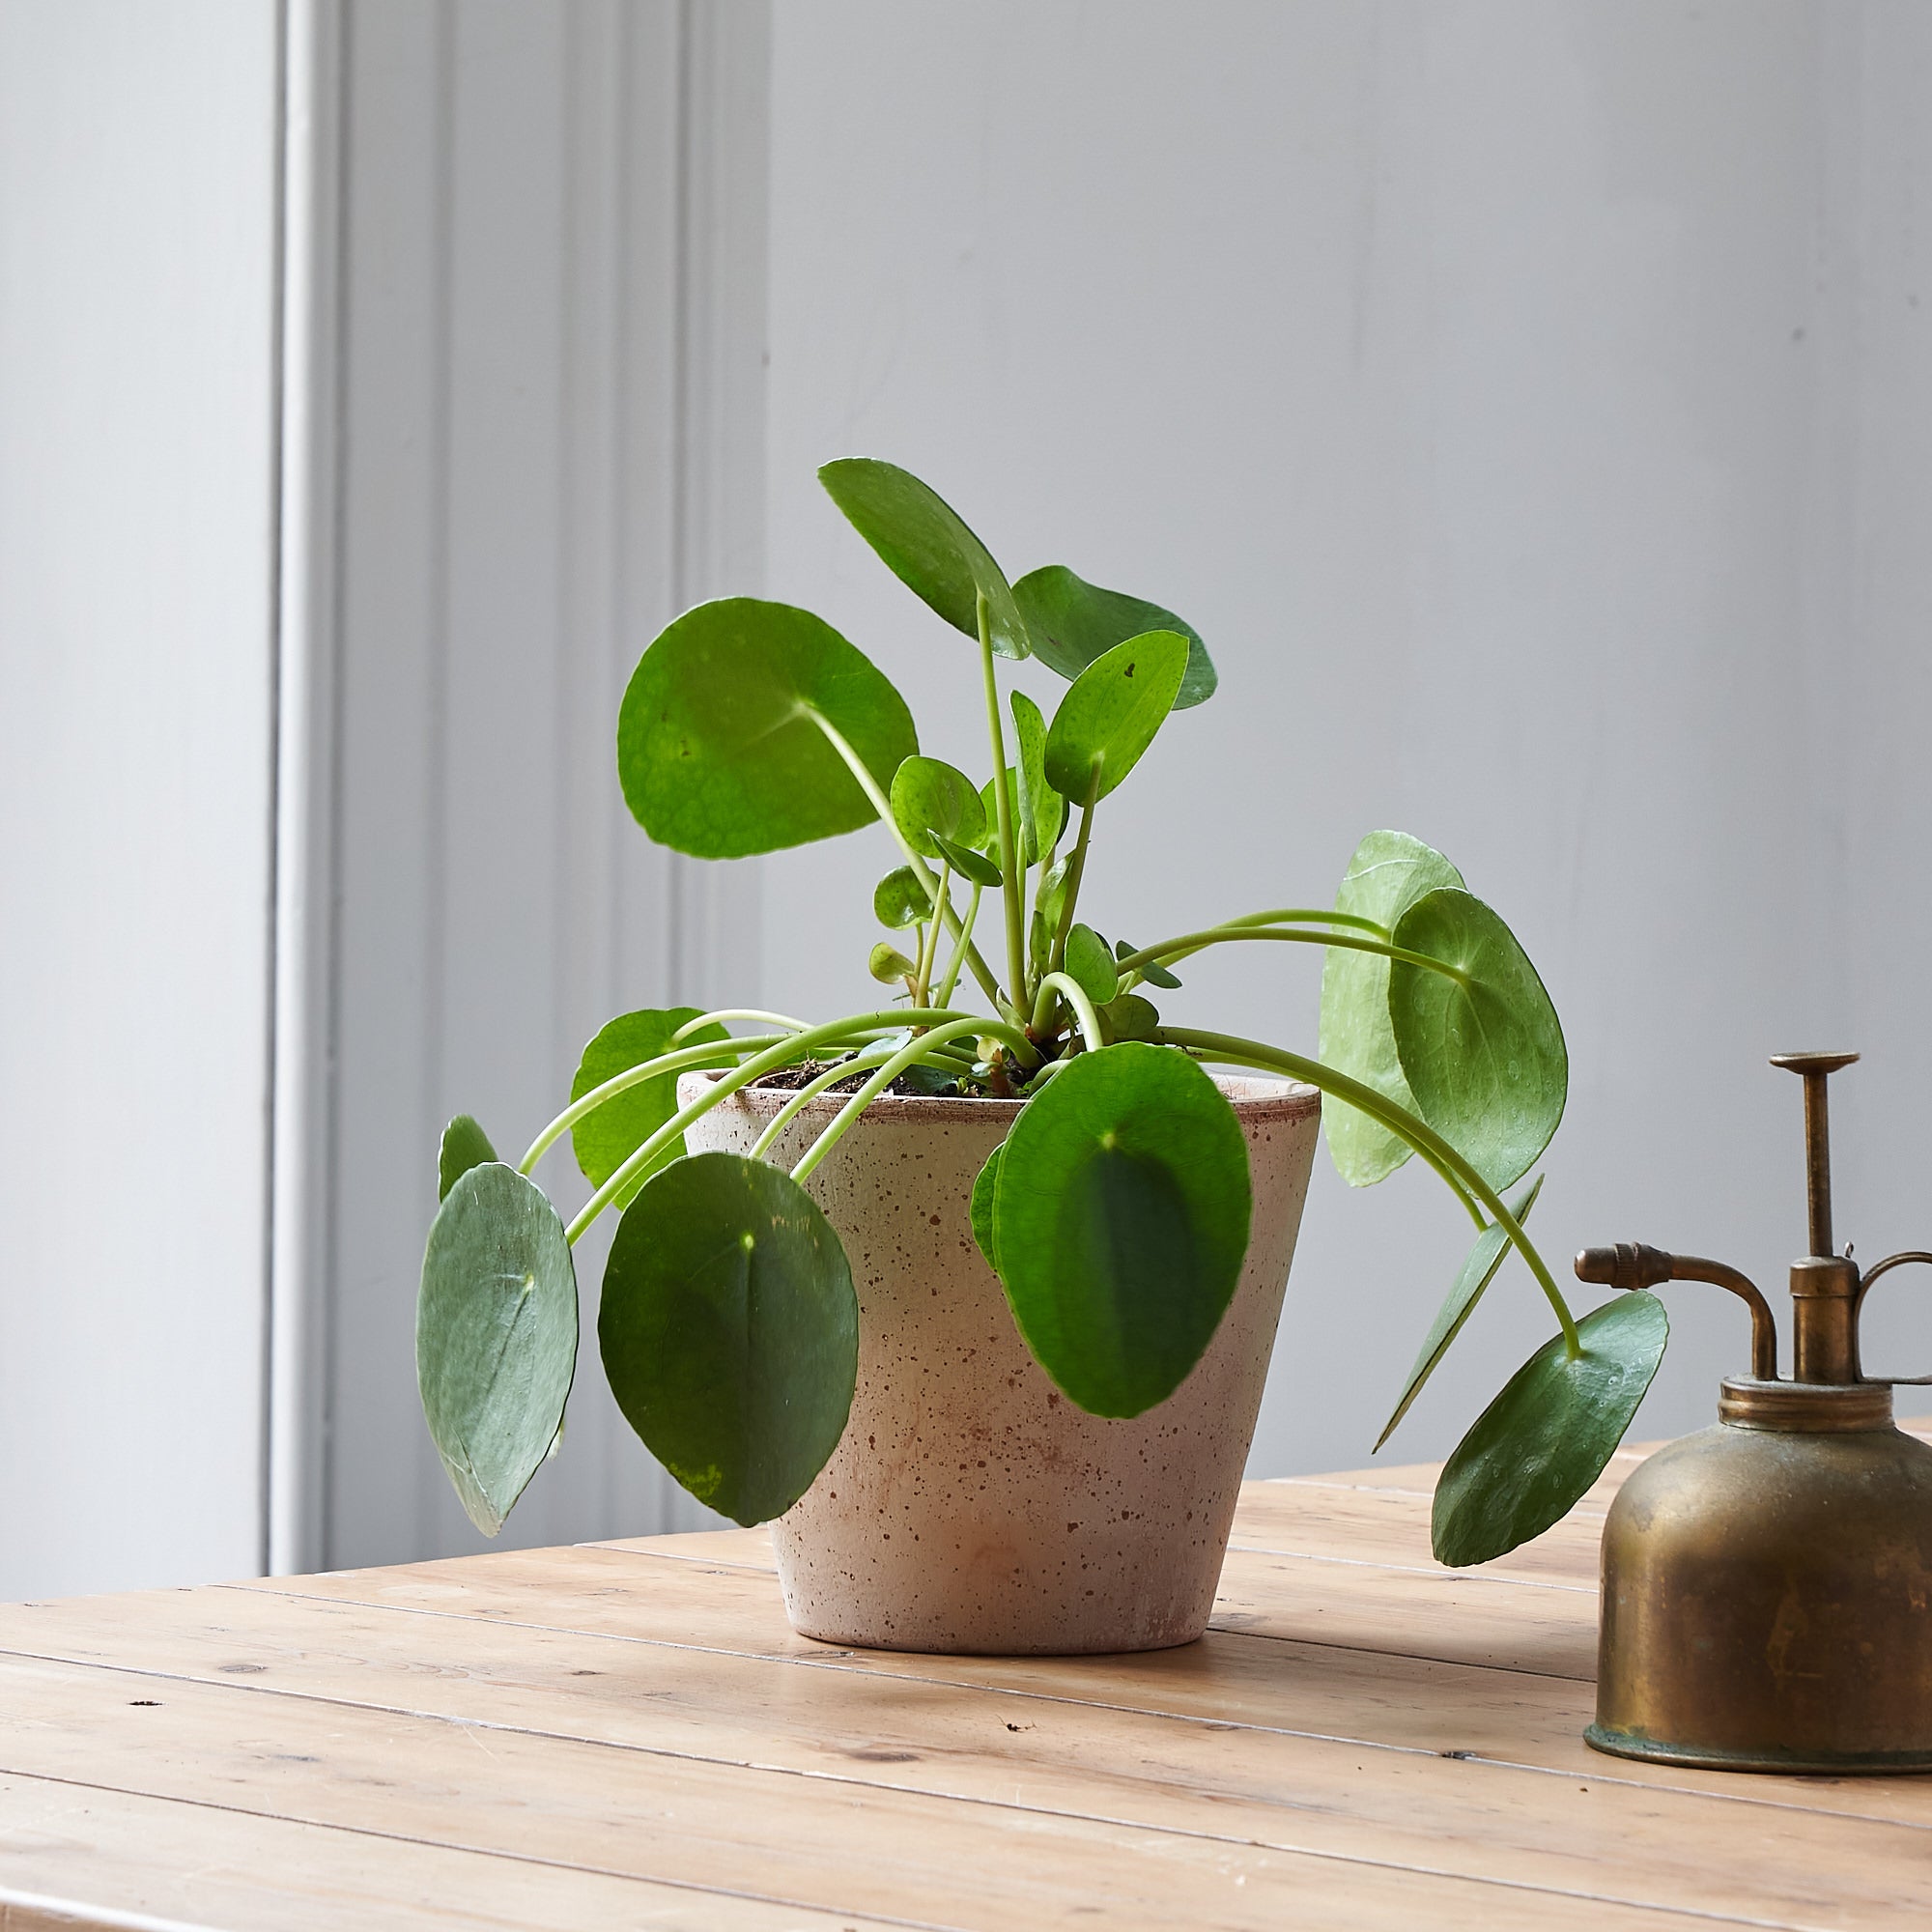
[754,1,1922,1478]
[10,1,1931,1596]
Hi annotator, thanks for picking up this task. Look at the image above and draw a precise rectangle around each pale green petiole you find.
[976,592,1028,1017]
[791,1018,990,1185]
[564,1008,1035,1243]
[1047,793,1096,976]
[1158,1025,1581,1358]
[519,1034,787,1175]
[671,1009,810,1043]
[1115,925,1468,982]
[805,706,1009,1019]
[933,881,983,1011]
[1032,971,1106,1056]
[750,1041,897,1159]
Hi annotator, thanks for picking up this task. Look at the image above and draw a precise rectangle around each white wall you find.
[0,0,282,1595]
[755,1,1920,1475]
[11,1,1932,1598]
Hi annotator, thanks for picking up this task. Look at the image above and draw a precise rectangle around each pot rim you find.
[677,1064,1320,1125]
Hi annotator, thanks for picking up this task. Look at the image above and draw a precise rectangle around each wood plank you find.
[0,1584,1923,1927]
[588,1520,1603,1678]
[0,1770,881,1930]
[222,1548,1932,1828]
[0,1651,1734,1932]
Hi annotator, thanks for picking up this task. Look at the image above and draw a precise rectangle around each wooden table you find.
[2,1435,1927,1931]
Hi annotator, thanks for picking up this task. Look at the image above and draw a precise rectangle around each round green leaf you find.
[1008,691,1065,866]
[438,1114,497,1202]
[1013,564,1217,708]
[599,1151,859,1526]
[1099,992,1162,1042]
[932,830,1002,889]
[572,1009,729,1212]
[891,754,986,859]
[970,1141,1004,1274]
[417,1163,580,1537]
[869,941,918,983]
[617,598,917,858]
[817,458,1031,660]
[1318,831,1465,1187]
[1042,631,1190,807]
[991,1042,1251,1417]
[1377,1174,1543,1451]
[1063,923,1120,1006]
[1432,1293,1666,1567]
[873,864,931,929]
[1389,888,1568,1193]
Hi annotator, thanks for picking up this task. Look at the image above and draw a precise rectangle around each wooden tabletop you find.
[2,1435,1929,1931]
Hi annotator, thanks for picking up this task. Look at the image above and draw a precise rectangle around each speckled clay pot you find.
[679,1069,1321,1655]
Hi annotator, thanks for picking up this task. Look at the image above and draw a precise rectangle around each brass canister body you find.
[1590,1383,1932,1773]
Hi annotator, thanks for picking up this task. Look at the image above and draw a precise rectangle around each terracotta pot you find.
[679,1069,1321,1654]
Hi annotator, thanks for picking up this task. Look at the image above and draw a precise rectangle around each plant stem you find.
[1115,925,1467,980]
[806,707,1007,1015]
[519,1035,786,1174]
[1222,908,1390,936]
[1032,970,1105,1055]
[750,1043,896,1159]
[791,1018,989,1184]
[1047,794,1096,975]
[670,1009,810,1043]
[913,861,952,1005]
[976,593,1027,1017]
[565,1008,1033,1243]
[933,881,982,1010]
[1157,1026,1581,1357]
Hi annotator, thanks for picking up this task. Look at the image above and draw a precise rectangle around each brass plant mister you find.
[1578,1052,1932,1774]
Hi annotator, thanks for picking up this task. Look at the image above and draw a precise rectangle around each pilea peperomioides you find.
[417,457,1666,1568]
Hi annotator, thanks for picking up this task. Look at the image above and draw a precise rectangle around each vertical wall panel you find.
[0,0,282,1596]
[317,0,769,1568]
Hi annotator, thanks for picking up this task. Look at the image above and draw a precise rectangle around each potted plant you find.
[416,459,1669,1653]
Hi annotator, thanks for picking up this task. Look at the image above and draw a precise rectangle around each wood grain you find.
[2,1436,1928,1928]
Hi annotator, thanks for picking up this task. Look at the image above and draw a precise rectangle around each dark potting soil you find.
[751,1058,965,1098]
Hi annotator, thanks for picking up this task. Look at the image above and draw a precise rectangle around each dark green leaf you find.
[873,864,931,929]
[1389,889,1568,1192]
[869,942,918,983]
[1064,923,1120,1005]
[1009,691,1065,867]
[599,1151,859,1525]
[417,1164,579,1536]
[1013,564,1216,708]
[891,754,986,859]
[1432,1293,1666,1566]
[618,598,917,859]
[1117,938,1180,990]
[817,459,1030,660]
[932,830,1002,889]
[1042,631,1190,806]
[992,1042,1251,1417]
[438,1115,497,1203]
[1318,831,1465,1187]
[572,1009,728,1212]
[1377,1175,1544,1451]
[970,1141,1004,1273]
[1099,993,1162,1042]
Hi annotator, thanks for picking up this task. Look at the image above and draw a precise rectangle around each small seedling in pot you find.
[417,458,1666,1566]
